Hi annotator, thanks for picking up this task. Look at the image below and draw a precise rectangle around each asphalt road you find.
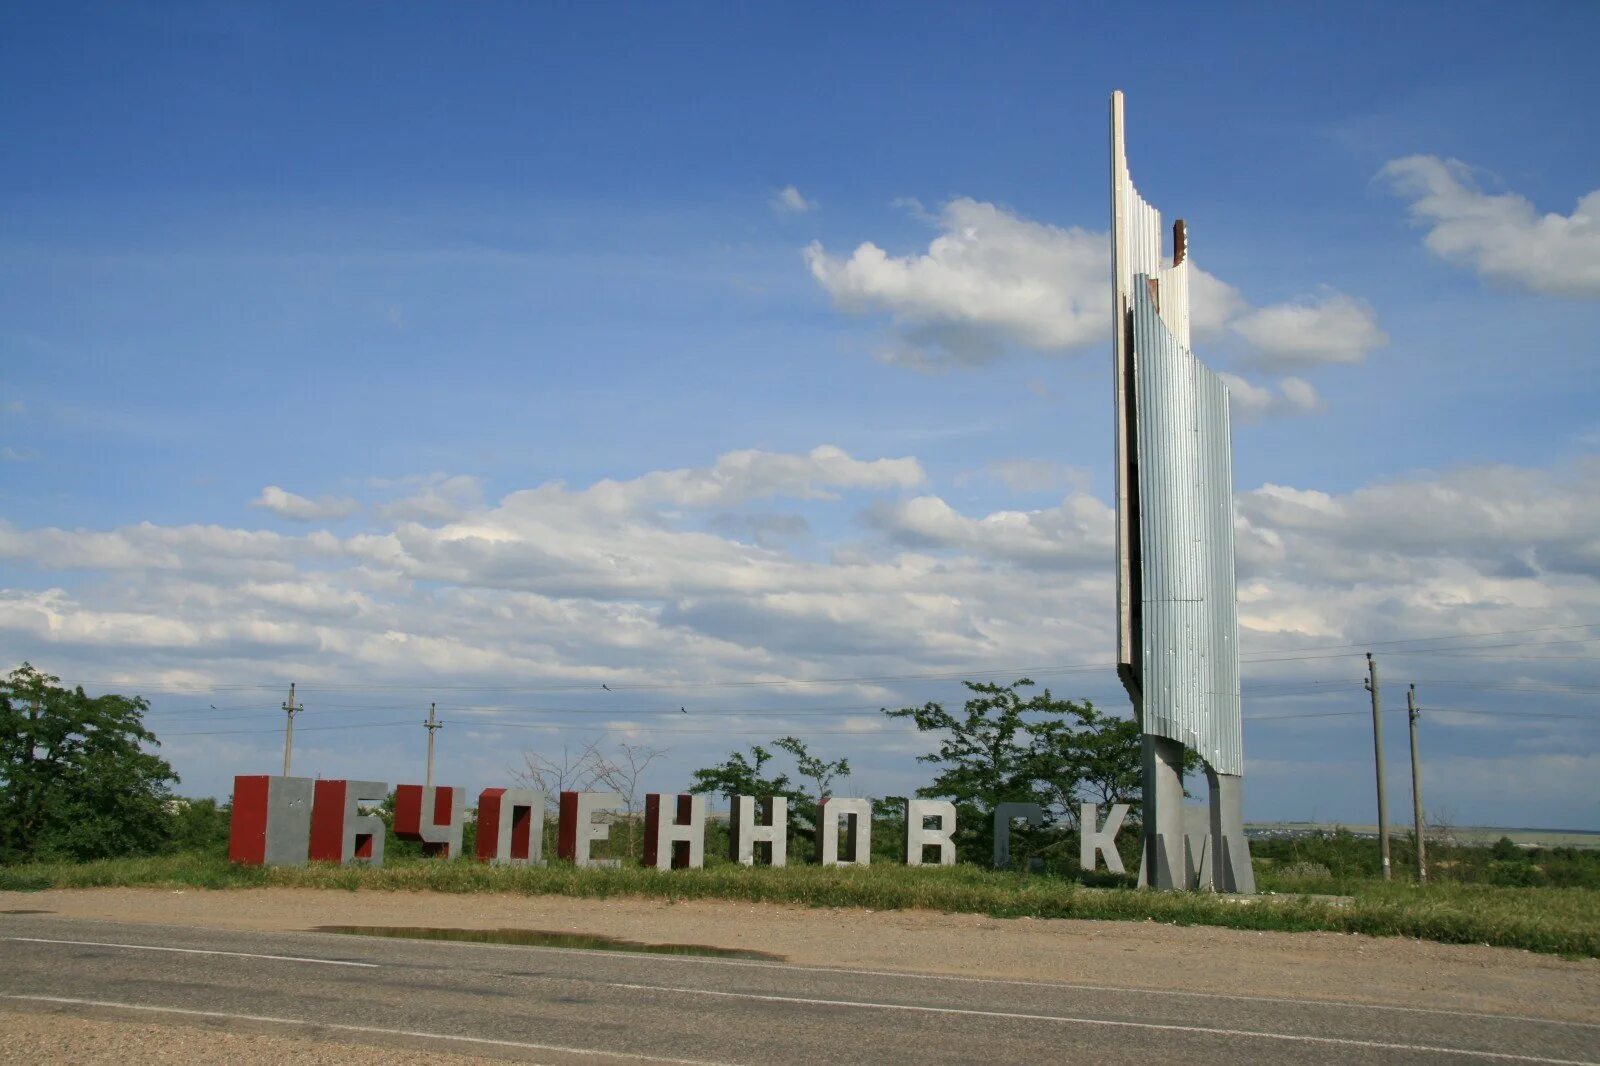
[0,913,1594,1065]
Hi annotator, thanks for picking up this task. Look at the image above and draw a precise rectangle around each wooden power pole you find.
[281,682,299,776]
[424,702,442,789]
[1365,653,1392,881]
[1408,683,1427,884]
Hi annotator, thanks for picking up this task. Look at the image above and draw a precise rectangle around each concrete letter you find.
[904,799,956,866]
[643,793,705,870]
[1080,801,1129,875]
[393,784,465,858]
[1207,768,1256,894]
[557,791,623,868]
[1137,735,1185,889]
[993,802,1045,870]
[1183,804,1212,891]
[308,779,387,866]
[815,797,871,866]
[228,775,314,866]
[476,788,546,866]
[729,795,787,867]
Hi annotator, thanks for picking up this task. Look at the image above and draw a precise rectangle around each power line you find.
[1245,707,1595,723]
[56,619,1600,695]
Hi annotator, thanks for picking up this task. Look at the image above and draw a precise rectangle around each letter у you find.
[393,784,465,858]
[729,795,787,867]
[815,797,872,866]
[308,779,388,866]
[643,793,706,870]
[228,775,314,866]
[476,788,546,866]
[557,791,624,868]
[903,799,957,866]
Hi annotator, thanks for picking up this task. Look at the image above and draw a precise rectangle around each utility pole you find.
[281,682,299,776]
[1365,654,1392,881]
[424,702,442,789]
[1408,684,1427,884]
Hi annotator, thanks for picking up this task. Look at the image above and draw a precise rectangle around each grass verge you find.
[2,853,1596,959]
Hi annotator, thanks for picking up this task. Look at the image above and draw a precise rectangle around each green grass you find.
[4,852,1597,960]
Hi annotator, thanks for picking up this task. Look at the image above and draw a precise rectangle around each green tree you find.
[0,663,179,862]
[885,678,1082,861]
[166,797,231,855]
[1031,703,1148,828]
[688,743,799,805]
[772,735,850,811]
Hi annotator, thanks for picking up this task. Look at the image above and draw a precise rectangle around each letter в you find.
[904,799,957,866]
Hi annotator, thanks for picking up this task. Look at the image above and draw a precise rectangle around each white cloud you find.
[1219,373,1323,421]
[1229,292,1387,369]
[1382,155,1600,298]
[805,198,1107,364]
[377,474,485,524]
[866,492,1113,570]
[962,458,1091,494]
[1237,459,1600,580]
[567,444,925,514]
[771,185,814,214]
[5,444,1598,826]
[252,485,359,522]
[806,197,1379,380]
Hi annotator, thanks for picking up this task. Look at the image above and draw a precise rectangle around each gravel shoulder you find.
[5,886,1597,1024]
[0,1010,501,1066]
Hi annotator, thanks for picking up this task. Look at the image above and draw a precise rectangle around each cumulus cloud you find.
[805,198,1108,364]
[1382,155,1600,298]
[568,445,925,513]
[963,458,1091,494]
[806,197,1380,380]
[771,185,814,214]
[866,493,1114,570]
[1229,293,1387,369]
[252,485,359,522]
[5,441,1598,825]
[377,474,485,524]
[1219,373,1322,421]
[1237,458,1600,581]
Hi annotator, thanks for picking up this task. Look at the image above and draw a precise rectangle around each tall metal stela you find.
[1111,91,1254,892]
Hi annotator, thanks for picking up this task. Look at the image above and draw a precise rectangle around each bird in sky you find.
[601,683,611,691]
[680,706,687,714]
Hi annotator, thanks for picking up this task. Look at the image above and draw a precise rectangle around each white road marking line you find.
[316,928,1600,1031]
[3,936,378,968]
[0,994,739,1066]
[603,981,1598,1066]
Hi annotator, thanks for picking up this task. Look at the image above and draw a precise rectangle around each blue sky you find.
[3,3,1598,831]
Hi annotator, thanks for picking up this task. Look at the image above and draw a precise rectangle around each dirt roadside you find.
[5,886,1597,1024]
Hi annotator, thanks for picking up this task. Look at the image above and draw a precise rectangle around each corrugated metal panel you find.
[1110,91,1138,682]
[1194,362,1243,775]
[1130,278,1243,775]
[1111,90,1166,684]
[1156,260,1190,351]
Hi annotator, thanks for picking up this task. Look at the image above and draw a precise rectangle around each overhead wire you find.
[55,619,1600,696]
